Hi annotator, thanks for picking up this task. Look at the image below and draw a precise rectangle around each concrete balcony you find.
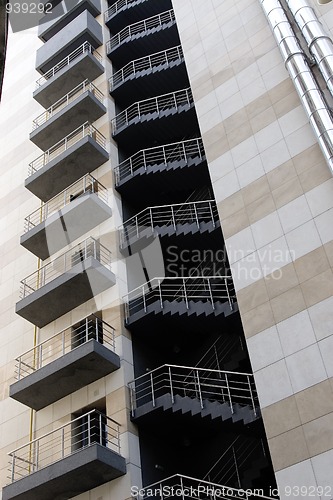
[16,238,116,328]
[25,122,109,202]
[39,0,101,42]
[30,80,106,151]
[36,10,103,74]
[10,316,119,410]
[3,410,126,500]
[104,0,172,32]
[33,42,104,108]
[21,175,111,260]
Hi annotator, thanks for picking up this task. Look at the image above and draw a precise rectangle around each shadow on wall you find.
[0,0,8,102]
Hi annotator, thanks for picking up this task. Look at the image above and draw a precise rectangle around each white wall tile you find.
[278,196,313,234]
[306,179,333,218]
[285,220,322,261]
[277,310,316,357]
[318,336,333,378]
[311,450,333,492]
[276,460,319,500]
[308,296,333,341]
[251,212,284,249]
[285,344,327,394]
[314,207,333,245]
[226,227,256,264]
[254,359,293,408]
[247,326,284,371]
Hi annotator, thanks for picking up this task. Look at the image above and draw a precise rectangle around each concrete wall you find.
[172,0,333,497]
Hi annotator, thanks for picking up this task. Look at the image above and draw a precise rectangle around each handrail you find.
[111,87,193,134]
[7,410,121,484]
[135,473,276,500]
[123,276,235,321]
[14,315,116,381]
[32,80,104,130]
[106,9,175,53]
[24,174,108,232]
[20,237,112,298]
[105,0,144,23]
[119,199,218,248]
[109,45,184,91]
[28,122,107,176]
[113,137,204,185]
[35,42,102,89]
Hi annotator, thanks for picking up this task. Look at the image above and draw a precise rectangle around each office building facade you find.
[0,0,333,499]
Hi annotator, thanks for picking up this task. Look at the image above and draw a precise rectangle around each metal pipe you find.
[260,0,333,173]
[286,0,333,95]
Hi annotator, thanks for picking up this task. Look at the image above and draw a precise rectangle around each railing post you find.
[99,413,103,445]
[62,329,65,355]
[150,372,155,407]
[225,277,233,310]
[209,201,216,227]
[158,279,163,309]
[34,440,39,472]
[171,205,176,230]
[11,454,15,483]
[87,413,91,446]
[233,446,241,488]
[150,208,154,233]
[61,427,65,458]
[130,384,135,417]
[247,375,257,416]
[86,317,89,343]
[169,366,174,404]
[225,373,234,414]
[194,202,200,229]
[183,278,189,309]
[207,278,215,310]
[136,216,139,238]
[18,358,22,381]
[95,316,99,343]
[38,343,43,369]
[142,285,147,313]
[196,370,204,409]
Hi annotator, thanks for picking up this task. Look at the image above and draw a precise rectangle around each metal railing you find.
[14,315,115,381]
[109,45,183,91]
[105,0,144,23]
[35,42,103,89]
[204,437,266,489]
[7,410,121,484]
[134,474,276,500]
[20,237,112,299]
[32,80,104,130]
[123,276,235,321]
[114,137,204,185]
[111,87,193,134]
[119,200,218,248]
[28,122,107,176]
[24,174,108,232]
[106,9,175,53]
[128,364,258,417]
[194,335,244,373]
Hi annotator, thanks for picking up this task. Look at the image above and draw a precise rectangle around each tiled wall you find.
[172,0,333,497]
[0,4,141,498]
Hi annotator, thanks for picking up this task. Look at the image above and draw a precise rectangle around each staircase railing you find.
[194,335,244,373]
[123,275,235,321]
[128,364,258,417]
[133,473,276,500]
[106,9,175,53]
[32,80,104,130]
[24,174,108,232]
[28,122,107,176]
[111,87,193,134]
[35,42,102,89]
[14,315,115,381]
[105,0,143,23]
[110,45,184,91]
[20,237,111,298]
[119,199,218,248]
[203,437,266,489]
[113,137,204,185]
[7,410,120,484]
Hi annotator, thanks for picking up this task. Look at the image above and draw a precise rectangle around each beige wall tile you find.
[272,177,304,209]
[237,279,269,314]
[242,175,270,206]
[300,269,333,308]
[269,427,309,471]
[266,159,296,192]
[246,192,276,225]
[324,241,333,267]
[295,380,333,425]
[218,191,245,219]
[265,263,299,300]
[262,396,301,439]
[273,91,300,119]
[298,160,331,192]
[303,412,333,457]
[294,247,330,284]
[250,106,276,135]
[242,301,275,338]
[270,286,306,323]
[221,208,250,239]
